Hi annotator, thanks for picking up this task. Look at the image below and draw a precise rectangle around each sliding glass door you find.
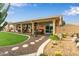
[45,24,53,34]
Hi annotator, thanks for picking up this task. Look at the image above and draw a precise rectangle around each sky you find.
[6,3,79,25]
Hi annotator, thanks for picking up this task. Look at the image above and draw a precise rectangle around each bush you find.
[40,53,47,56]
[49,34,59,41]
[62,33,68,38]
[54,51,63,56]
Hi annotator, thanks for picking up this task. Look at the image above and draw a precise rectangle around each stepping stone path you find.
[22,44,28,48]
[0,52,4,55]
[11,47,19,51]
[35,40,39,42]
[30,42,35,45]
[4,51,8,54]
[0,35,48,56]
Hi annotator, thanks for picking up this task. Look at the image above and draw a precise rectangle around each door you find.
[45,24,53,34]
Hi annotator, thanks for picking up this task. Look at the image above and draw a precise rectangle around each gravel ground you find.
[44,36,79,56]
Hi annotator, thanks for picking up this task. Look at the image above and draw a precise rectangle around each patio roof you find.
[8,16,62,24]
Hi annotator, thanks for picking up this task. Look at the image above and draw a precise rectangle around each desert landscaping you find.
[43,24,79,56]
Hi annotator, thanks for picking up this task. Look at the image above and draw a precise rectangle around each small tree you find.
[0,3,10,31]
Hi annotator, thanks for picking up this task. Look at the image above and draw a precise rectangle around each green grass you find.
[0,32,28,46]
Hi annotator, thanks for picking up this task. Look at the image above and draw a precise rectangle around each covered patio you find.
[6,16,63,35]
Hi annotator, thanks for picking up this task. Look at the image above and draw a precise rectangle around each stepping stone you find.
[11,47,19,51]
[30,42,35,45]
[39,36,45,40]
[22,44,28,48]
[4,51,8,54]
[39,38,42,40]
[35,40,39,42]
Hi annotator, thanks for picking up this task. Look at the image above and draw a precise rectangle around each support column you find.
[32,22,34,34]
[59,16,63,26]
[53,19,56,34]
[7,24,10,32]
[13,24,16,32]
[20,24,23,33]
[26,24,28,32]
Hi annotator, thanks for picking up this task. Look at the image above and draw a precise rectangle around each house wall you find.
[56,26,62,34]
[36,22,52,34]
[4,16,63,35]
[3,24,15,32]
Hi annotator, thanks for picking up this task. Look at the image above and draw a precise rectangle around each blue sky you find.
[6,3,79,24]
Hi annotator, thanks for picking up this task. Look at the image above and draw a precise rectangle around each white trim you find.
[36,39,51,56]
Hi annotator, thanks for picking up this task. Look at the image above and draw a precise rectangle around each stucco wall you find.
[56,26,62,34]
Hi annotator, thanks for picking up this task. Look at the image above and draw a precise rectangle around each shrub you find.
[54,51,63,56]
[40,53,47,56]
[49,34,59,41]
[62,33,68,38]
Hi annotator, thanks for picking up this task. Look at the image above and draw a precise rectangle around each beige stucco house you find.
[4,16,64,35]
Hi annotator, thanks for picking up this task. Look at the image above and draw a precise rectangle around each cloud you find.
[11,3,28,7]
[11,3,38,7]
[63,6,79,16]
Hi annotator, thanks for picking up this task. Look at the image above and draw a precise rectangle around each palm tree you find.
[0,3,10,31]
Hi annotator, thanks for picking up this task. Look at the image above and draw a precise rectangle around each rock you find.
[30,42,35,45]
[4,51,8,54]
[58,34,63,40]
[35,40,39,42]
[11,47,19,51]
[53,41,57,45]
[72,37,78,42]
[22,44,28,48]
[76,42,79,48]
[75,39,79,43]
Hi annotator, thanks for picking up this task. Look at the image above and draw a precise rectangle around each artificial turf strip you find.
[0,32,28,46]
